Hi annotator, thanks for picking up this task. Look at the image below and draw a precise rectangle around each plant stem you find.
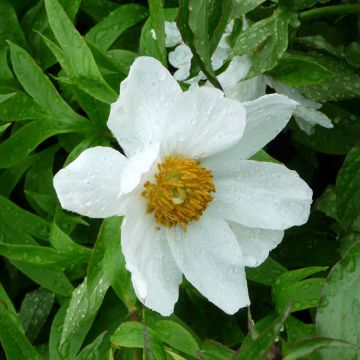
[299,4,360,21]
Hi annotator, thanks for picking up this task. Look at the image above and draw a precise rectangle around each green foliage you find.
[0,0,359,358]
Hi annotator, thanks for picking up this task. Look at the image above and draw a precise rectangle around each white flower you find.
[53,57,312,316]
[165,21,232,82]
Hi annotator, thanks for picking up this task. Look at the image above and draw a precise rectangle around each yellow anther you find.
[142,156,215,230]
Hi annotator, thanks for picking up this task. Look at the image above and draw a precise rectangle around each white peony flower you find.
[53,56,312,316]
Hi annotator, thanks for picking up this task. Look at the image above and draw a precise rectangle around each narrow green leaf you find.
[0,195,50,241]
[140,8,177,61]
[178,0,222,88]
[8,41,85,122]
[45,0,118,103]
[0,0,27,49]
[233,307,290,359]
[154,320,199,356]
[75,332,108,360]
[148,0,167,65]
[0,243,83,270]
[19,288,55,343]
[0,302,42,360]
[0,120,68,169]
[208,0,233,54]
[59,276,110,358]
[316,242,360,359]
[49,302,69,360]
[86,4,148,51]
[11,261,73,297]
[0,92,46,122]
[0,281,18,322]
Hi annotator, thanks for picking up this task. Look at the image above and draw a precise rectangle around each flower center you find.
[142,156,215,230]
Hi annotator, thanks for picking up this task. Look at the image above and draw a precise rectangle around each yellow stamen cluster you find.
[142,156,215,231]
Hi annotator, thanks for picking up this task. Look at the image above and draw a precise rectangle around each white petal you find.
[122,197,182,316]
[294,106,333,135]
[224,75,267,102]
[218,56,252,90]
[165,21,182,47]
[173,65,191,82]
[211,35,231,71]
[53,147,127,218]
[208,160,312,230]
[211,94,297,161]
[107,57,182,157]
[162,87,246,159]
[228,221,284,267]
[120,144,160,195]
[169,44,192,67]
[167,212,250,314]
[267,77,321,109]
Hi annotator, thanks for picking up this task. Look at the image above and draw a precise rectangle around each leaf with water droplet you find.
[316,242,360,359]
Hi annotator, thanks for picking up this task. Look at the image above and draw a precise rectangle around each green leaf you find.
[49,302,68,360]
[44,0,118,103]
[232,10,295,75]
[279,0,323,11]
[269,53,333,86]
[0,0,27,49]
[0,195,50,242]
[208,0,233,54]
[246,257,287,286]
[315,185,338,220]
[147,0,166,65]
[345,42,360,68]
[199,340,235,360]
[80,0,117,21]
[75,332,108,360]
[0,281,19,323]
[86,4,148,50]
[272,267,327,312]
[316,242,360,359]
[283,337,359,360]
[285,316,315,345]
[232,0,267,16]
[102,217,137,311]
[336,145,360,236]
[0,243,86,270]
[59,276,110,358]
[140,8,177,61]
[0,92,46,122]
[50,222,92,259]
[154,320,199,356]
[8,41,86,124]
[0,302,42,360]
[299,52,360,102]
[0,120,69,169]
[233,306,290,359]
[178,0,222,88]
[19,288,55,343]
[111,321,167,360]
[11,262,73,297]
